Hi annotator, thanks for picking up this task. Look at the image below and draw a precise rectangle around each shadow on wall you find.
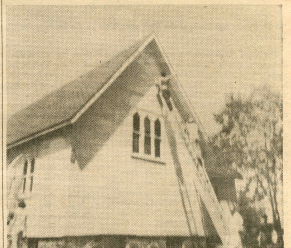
[72,45,169,169]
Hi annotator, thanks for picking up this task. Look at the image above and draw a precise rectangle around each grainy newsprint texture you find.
[2,2,289,248]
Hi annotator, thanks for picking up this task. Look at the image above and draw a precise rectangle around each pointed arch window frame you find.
[22,157,35,196]
[144,116,151,155]
[131,110,165,164]
[133,113,140,153]
[154,119,161,158]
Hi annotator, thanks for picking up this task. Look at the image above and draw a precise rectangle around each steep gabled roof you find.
[7,34,154,149]
[7,33,240,181]
[7,34,239,240]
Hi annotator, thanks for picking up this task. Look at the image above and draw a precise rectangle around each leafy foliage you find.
[211,87,283,243]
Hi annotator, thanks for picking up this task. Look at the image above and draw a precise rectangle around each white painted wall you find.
[7,134,73,236]
[18,85,205,238]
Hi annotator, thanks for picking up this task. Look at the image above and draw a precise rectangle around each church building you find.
[6,34,241,248]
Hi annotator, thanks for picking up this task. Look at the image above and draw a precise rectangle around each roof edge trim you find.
[70,33,156,123]
[7,33,156,150]
[7,121,71,150]
[8,33,208,150]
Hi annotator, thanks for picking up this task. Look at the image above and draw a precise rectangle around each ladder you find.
[157,88,240,247]
[162,112,203,247]
[174,110,230,244]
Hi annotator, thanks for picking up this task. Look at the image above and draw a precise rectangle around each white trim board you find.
[8,33,207,149]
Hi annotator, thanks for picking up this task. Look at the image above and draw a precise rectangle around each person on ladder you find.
[160,72,173,111]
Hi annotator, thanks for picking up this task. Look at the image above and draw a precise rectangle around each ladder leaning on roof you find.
[156,78,241,247]
[157,87,204,248]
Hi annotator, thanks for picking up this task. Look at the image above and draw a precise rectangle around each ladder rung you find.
[167,112,233,245]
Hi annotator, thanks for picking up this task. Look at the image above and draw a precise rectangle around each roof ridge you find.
[8,33,154,121]
[7,33,156,148]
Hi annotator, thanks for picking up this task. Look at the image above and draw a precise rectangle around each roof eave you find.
[7,33,208,151]
[7,33,158,150]
[7,120,72,150]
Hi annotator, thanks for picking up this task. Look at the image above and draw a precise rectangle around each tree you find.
[211,86,283,244]
[238,190,264,247]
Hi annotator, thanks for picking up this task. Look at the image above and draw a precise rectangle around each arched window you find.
[30,158,35,192]
[22,158,36,194]
[154,119,161,158]
[144,117,151,155]
[22,160,28,193]
[133,113,140,153]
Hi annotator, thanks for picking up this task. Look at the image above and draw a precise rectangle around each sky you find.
[6,5,282,135]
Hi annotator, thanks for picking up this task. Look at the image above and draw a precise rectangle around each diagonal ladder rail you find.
[158,92,205,247]
[175,113,230,241]
[159,93,235,246]
[163,112,202,248]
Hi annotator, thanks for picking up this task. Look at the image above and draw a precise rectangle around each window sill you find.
[131,153,166,165]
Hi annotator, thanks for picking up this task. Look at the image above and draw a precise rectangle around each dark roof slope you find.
[7,36,148,147]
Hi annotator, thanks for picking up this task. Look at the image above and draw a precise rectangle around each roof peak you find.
[9,33,156,118]
[7,33,160,149]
